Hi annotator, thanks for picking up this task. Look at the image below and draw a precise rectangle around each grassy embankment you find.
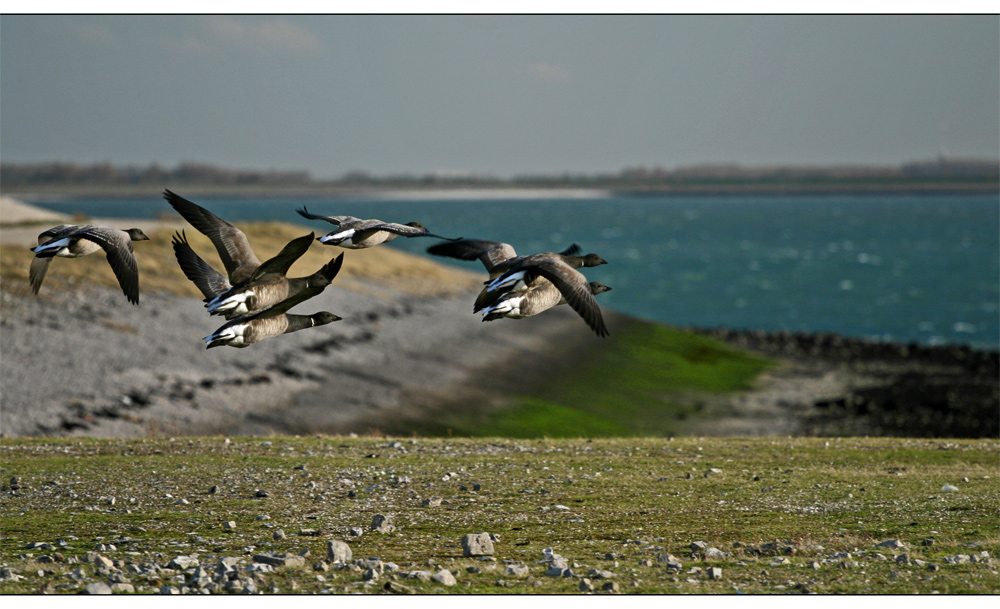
[2,221,775,439]
[0,436,997,594]
[402,320,773,438]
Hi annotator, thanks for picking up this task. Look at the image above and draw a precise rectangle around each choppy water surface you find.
[31,192,999,349]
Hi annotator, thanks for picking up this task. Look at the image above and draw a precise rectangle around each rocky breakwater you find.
[697,327,999,438]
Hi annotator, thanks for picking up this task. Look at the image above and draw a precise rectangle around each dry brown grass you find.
[0,222,481,300]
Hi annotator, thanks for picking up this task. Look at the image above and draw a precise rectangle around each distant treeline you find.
[0,161,311,187]
[2,157,997,191]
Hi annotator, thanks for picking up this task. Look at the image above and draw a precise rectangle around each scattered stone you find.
[895,554,910,565]
[704,547,727,560]
[921,539,935,547]
[588,568,615,579]
[273,530,286,541]
[602,581,620,593]
[349,527,364,537]
[690,541,709,554]
[462,532,495,557]
[770,557,791,566]
[326,540,352,564]
[505,564,529,577]
[93,555,115,570]
[168,555,199,570]
[579,578,594,592]
[223,521,237,531]
[255,489,270,498]
[407,570,432,581]
[707,566,722,580]
[421,497,443,507]
[432,569,457,586]
[941,485,959,492]
[370,514,395,533]
[159,586,181,595]
[876,539,907,550]
[82,582,113,595]
[384,581,415,594]
[927,564,940,572]
[253,553,305,568]
[110,583,135,594]
[208,485,219,494]
[944,554,970,565]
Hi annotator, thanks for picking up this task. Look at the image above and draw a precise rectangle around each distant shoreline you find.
[3,180,997,200]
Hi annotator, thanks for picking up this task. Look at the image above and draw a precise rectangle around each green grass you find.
[1,436,996,594]
[409,322,775,438]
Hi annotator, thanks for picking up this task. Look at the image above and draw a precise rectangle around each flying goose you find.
[203,296,342,349]
[29,224,150,304]
[202,232,314,316]
[482,281,612,325]
[492,258,611,337]
[163,189,260,285]
[484,250,608,295]
[427,239,606,313]
[296,207,461,249]
[171,231,344,319]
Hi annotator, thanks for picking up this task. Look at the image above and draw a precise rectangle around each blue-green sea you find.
[28,192,1000,350]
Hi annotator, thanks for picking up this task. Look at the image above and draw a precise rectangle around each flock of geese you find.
[27,189,613,347]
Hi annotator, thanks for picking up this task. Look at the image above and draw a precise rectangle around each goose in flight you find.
[172,231,344,319]
[483,281,612,327]
[296,207,461,249]
[163,189,261,285]
[29,224,150,305]
[203,298,342,349]
[427,238,607,309]
[427,238,610,337]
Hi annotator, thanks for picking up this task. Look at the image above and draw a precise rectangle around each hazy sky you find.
[1,15,997,178]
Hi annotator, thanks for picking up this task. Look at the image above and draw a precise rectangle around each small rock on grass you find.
[253,553,305,568]
[168,555,199,570]
[504,564,529,577]
[432,569,457,586]
[707,566,723,580]
[462,532,494,557]
[370,514,395,533]
[327,540,352,564]
[384,581,415,594]
[82,582,112,595]
[876,539,907,550]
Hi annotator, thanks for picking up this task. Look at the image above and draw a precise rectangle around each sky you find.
[1,14,998,179]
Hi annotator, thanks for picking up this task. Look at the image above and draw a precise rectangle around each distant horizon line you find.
[3,155,999,183]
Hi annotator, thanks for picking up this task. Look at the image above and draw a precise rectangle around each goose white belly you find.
[34,237,102,258]
[482,294,527,319]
